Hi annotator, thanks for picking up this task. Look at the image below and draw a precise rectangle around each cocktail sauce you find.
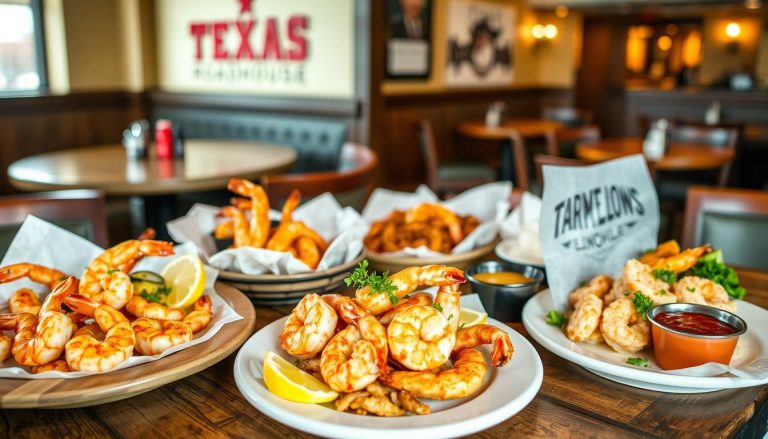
[654,311,738,336]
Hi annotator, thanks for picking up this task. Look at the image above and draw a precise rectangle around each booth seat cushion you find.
[699,211,768,270]
[153,108,347,173]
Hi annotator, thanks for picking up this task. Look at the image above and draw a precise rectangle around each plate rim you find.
[233,315,543,439]
[522,289,768,390]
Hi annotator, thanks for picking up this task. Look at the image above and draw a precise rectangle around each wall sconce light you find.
[725,22,741,39]
[532,24,558,43]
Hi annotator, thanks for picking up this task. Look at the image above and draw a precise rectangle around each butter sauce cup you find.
[467,261,544,322]
[647,303,747,370]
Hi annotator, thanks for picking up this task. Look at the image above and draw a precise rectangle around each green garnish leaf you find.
[578,280,588,288]
[139,285,172,304]
[626,357,649,367]
[447,313,454,321]
[687,287,696,293]
[458,322,467,330]
[657,289,667,296]
[632,291,654,319]
[546,309,568,328]
[431,303,444,313]
[344,260,399,304]
[682,249,746,300]
[652,268,677,285]
[107,268,120,275]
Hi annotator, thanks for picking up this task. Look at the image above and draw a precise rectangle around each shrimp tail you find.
[0,314,21,330]
[63,294,100,316]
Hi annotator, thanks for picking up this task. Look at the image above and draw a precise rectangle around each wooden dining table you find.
[7,140,297,239]
[576,138,735,171]
[4,267,766,438]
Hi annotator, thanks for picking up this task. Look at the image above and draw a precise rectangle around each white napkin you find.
[361,182,512,257]
[167,193,366,275]
[499,192,542,260]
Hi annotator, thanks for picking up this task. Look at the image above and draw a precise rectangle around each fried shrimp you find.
[381,347,487,400]
[0,277,78,366]
[280,293,338,359]
[182,296,213,333]
[387,305,455,371]
[0,335,11,362]
[132,318,192,355]
[31,358,70,373]
[63,294,135,372]
[624,259,677,306]
[600,297,650,354]
[651,245,711,274]
[405,203,464,245]
[603,275,627,306]
[569,275,613,306]
[227,178,271,248]
[0,263,67,289]
[355,265,465,315]
[566,294,604,343]
[435,283,461,332]
[216,206,251,247]
[377,292,433,325]
[674,276,737,313]
[8,288,41,314]
[639,240,681,266]
[454,324,514,367]
[124,295,185,321]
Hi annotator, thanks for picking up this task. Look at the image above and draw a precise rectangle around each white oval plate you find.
[495,238,545,268]
[234,316,543,439]
[523,289,768,391]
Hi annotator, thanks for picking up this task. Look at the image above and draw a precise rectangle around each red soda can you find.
[155,119,174,160]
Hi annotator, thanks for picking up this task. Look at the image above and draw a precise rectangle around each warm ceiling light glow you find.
[532,24,545,40]
[657,35,672,51]
[682,30,702,67]
[555,5,569,18]
[543,24,558,39]
[726,22,741,39]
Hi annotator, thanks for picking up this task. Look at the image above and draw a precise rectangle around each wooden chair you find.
[532,154,590,196]
[683,186,768,270]
[0,190,108,256]
[419,119,496,196]
[542,107,593,127]
[553,125,601,158]
[260,143,378,212]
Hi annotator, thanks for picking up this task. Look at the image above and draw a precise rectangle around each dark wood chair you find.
[260,143,378,212]
[542,107,593,127]
[532,154,589,195]
[419,119,496,196]
[0,190,108,256]
[553,125,601,158]
[683,186,768,270]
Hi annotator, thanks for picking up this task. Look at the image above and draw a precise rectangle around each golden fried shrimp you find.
[603,275,627,306]
[280,189,301,223]
[88,270,134,311]
[639,240,681,266]
[124,295,185,321]
[131,318,192,355]
[136,227,156,240]
[381,347,487,400]
[0,277,78,366]
[600,297,650,354]
[674,276,737,313]
[31,358,70,373]
[0,263,67,289]
[213,220,235,240]
[454,324,514,367]
[569,275,613,306]
[75,323,105,340]
[435,283,461,332]
[182,296,213,333]
[296,236,321,269]
[80,239,174,308]
[397,390,431,415]
[0,335,11,362]
[405,203,464,245]
[346,392,405,417]
[355,265,465,315]
[651,245,711,274]
[387,305,455,371]
[9,288,41,314]
[267,221,329,254]
[63,294,135,372]
[566,294,603,343]
[217,206,251,247]
[624,259,676,306]
[377,292,433,325]
[227,178,271,248]
[280,293,338,359]
[321,314,389,393]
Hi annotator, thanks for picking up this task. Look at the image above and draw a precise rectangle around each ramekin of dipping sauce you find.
[467,261,544,322]
[647,303,747,370]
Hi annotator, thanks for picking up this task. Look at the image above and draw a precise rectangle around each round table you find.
[8,140,297,238]
[575,138,735,171]
[456,119,563,188]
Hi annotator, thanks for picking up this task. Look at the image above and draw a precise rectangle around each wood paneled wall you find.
[0,92,148,194]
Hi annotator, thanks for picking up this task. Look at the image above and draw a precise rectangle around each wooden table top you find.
[7,140,297,196]
[576,138,735,171]
[457,119,564,139]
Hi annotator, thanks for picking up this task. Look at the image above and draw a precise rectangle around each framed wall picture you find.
[386,0,432,79]
[446,0,514,87]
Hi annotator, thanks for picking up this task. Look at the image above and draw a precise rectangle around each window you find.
[0,0,46,92]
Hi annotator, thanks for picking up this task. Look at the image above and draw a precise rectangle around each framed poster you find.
[386,0,432,79]
[446,0,514,87]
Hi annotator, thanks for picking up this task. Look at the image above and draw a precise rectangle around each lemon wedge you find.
[160,255,206,308]
[263,351,338,403]
[459,308,488,328]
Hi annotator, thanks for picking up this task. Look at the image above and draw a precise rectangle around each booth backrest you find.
[153,108,348,173]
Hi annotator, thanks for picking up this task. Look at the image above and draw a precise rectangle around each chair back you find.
[260,143,378,212]
[683,186,768,270]
[554,125,601,158]
[418,119,440,190]
[542,107,593,127]
[533,154,589,194]
[0,190,108,257]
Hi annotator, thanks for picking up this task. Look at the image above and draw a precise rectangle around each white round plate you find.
[234,316,543,439]
[523,289,768,392]
[495,238,544,268]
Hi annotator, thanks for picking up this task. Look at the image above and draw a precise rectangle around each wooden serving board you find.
[0,282,256,409]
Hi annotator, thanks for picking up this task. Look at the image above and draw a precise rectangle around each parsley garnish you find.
[632,291,654,319]
[344,260,399,304]
[578,280,588,288]
[652,268,677,285]
[682,250,746,300]
[431,303,444,313]
[687,287,696,292]
[657,289,667,296]
[139,285,172,304]
[626,357,649,367]
[107,268,120,275]
[458,322,467,330]
[546,309,568,328]
[447,313,454,321]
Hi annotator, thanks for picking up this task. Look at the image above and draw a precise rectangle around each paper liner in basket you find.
[167,193,367,275]
[0,216,242,379]
[361,182,512,257]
